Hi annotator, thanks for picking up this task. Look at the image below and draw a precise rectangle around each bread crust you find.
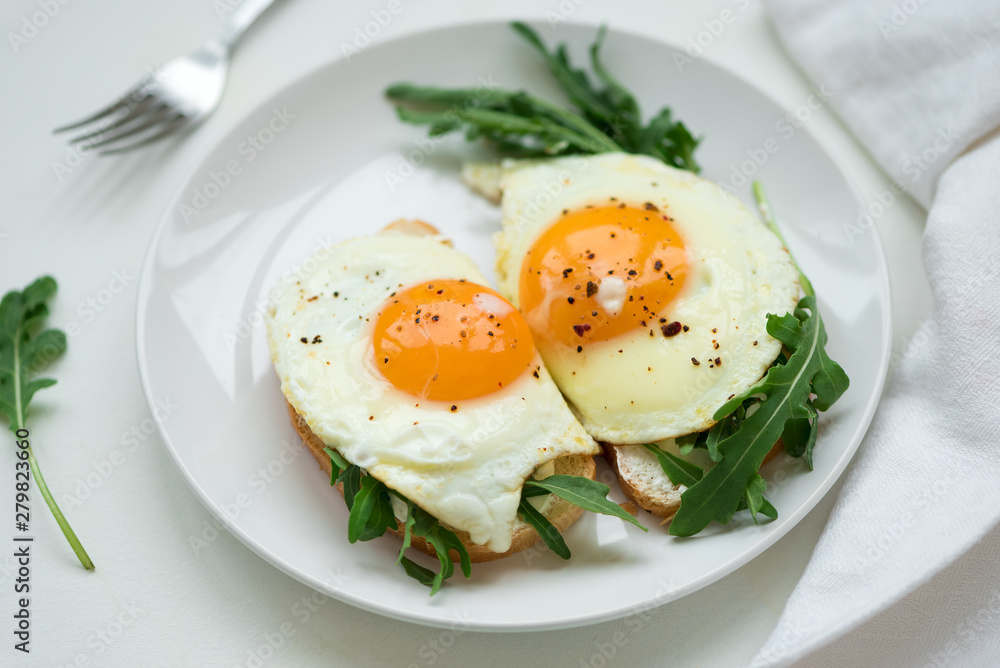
[287,402,596,563]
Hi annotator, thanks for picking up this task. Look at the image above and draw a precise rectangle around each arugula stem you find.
[752,181,815,298]
[7,280,94,571]
[25,444,95,570]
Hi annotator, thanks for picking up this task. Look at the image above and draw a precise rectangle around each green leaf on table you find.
[1,276,93,570]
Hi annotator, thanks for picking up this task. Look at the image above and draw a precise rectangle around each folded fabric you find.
[753,2,1000,665]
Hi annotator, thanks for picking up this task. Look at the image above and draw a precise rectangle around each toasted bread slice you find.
[604,440,784,521]
[288,403,595,562]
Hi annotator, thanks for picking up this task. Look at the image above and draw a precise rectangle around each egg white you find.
[490,153,800,444]
[266,230,598,552]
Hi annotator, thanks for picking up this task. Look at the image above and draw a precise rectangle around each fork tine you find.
[86,107,180,150]
[97,114,188,155]
[68,96,158,145]
[53,88,150,134]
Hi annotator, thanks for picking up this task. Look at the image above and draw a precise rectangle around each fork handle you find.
[212,0,281,52]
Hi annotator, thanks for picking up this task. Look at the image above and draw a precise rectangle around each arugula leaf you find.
[323,446,349,477]
[386,23,701,172]
[518,497,571,559]
[743,474,777,524]
[340,465,361,508]
[523,475,647,531]
[1,277,93,570]
[667,185,849,537]
[347,476,396,543]
[323,448,469,594]
[408,503,472,595]
[399,556,436,586]
[641,444,702,488]
[396,496,416,565]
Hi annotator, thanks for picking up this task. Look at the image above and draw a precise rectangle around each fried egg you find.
[265,225,598,552]
[488,153,800,444]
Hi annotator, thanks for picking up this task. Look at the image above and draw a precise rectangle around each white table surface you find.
[1,0,940,665]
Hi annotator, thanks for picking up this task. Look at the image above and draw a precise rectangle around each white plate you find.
[136,20,891,631]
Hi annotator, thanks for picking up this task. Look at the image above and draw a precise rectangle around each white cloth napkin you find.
[753,2,1000,665]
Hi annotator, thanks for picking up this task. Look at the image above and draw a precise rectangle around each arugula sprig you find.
[386,23,701,172]
[661,183,849,537]
[324,446,470,595]
[518,474,647,559]
[1,277,94,570]
[324,447,645,590]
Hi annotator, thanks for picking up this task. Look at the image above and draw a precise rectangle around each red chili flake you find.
[567,296,575,304]
[640,320,647,327]
[436,289,444,295]
[307,295,319,302]
[460,330,467,338]
[691,357,701,366]
[644,202,659,212]
[713,340,719,350]
[586,281,598,297]
[661,321,682,337]
[563,268,574,278]
[715,357,722,366]
[653,260,663,271]
[369,416,374,421]
[573,324,591,337]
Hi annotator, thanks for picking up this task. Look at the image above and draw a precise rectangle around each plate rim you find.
[135,17,893,632]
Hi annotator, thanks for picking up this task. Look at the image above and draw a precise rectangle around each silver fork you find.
[54,0,282,155]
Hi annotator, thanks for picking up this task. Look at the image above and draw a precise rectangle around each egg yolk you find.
[519,205,689,349]
[373,279,536,401]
